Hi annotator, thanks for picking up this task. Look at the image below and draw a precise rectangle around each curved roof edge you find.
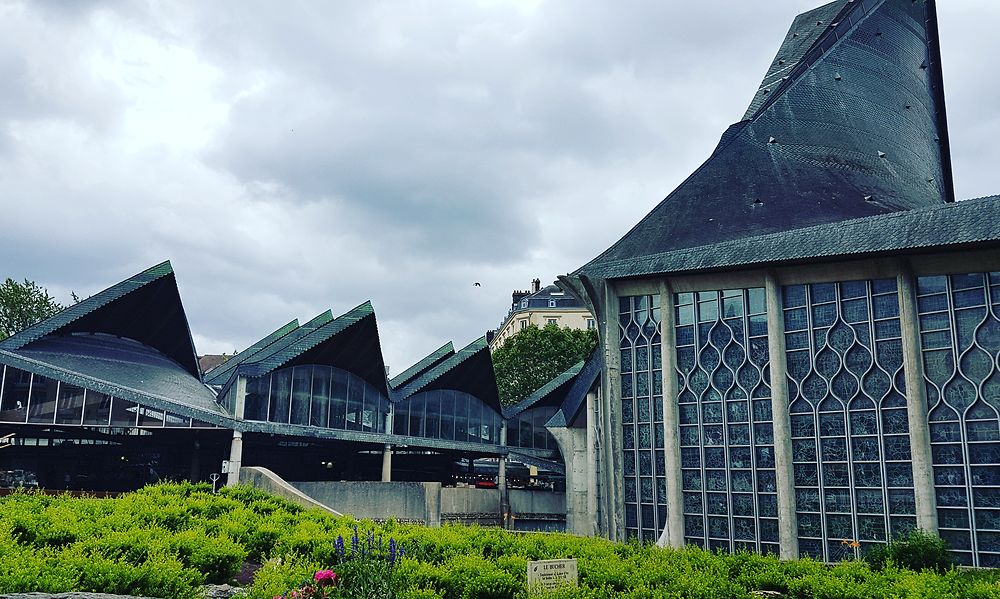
[0,261,202,378]
[503,360,584,420]
[545,350,603,429]
[204,318,299,384]
[0,346,231,427]
[395,336,501,413]
[389,341,455,392]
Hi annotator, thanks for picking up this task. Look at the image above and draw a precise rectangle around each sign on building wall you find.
[527,558,578,590]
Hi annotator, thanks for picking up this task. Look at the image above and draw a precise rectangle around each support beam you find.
[603,282,624,541]
[765,272,799,560]
[897,265,939,535]
[226,430,243,487]
[381,444,392,482]
[658,281,685,548]
[499,421,510,529]
[585,389,599,536]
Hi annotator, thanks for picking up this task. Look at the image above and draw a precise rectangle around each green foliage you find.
[864,529,953,574]
[2,484,999,599]
[492,323,598,406]
[0,277,64,340]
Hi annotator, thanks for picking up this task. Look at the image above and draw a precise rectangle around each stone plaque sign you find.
[527,558,578,590]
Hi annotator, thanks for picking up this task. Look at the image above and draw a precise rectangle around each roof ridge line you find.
[0,260,174,350]
[397,336,488,399]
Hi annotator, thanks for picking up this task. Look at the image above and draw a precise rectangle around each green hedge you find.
[1,483,999,598]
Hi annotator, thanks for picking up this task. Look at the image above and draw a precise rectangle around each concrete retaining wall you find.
[282,479,564,529]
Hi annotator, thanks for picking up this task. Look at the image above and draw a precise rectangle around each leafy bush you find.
[1,483,998,599]
[864,530,953,574]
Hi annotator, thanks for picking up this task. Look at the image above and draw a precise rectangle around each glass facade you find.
[393,389,502,445]
[244,365,390,433]
[675,289,777,553]
[619,294,665,542]
[0,365,212,428]
[783,280,916,561]
[505,406,559,452]
[917,273,1000,568]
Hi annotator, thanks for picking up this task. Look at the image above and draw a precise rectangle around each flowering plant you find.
[275,528,403,599]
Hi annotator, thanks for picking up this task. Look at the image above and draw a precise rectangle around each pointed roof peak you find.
[396,336,500,413]
[0,260,200,377]
[575,0,953,278]
[390,341,456,391]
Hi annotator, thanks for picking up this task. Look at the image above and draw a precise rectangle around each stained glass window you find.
[620,295,664,542]
[675,288,777,554]
[917,272,1000,568]
[784,279,916,561]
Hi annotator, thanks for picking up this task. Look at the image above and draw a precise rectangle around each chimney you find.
[512,290,529,305]
[531,278,541,293]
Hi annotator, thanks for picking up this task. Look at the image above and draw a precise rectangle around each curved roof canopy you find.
[389,341,455,392]
[233,302,390,397]
[395,337,502,414]
[0,261,227,422]
[203,318,299,384]
[0,261,202,378]
[575,0,953,279]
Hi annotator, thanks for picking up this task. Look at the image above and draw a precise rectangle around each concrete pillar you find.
[226,430,243,487]
[499,421,510,529]
[603,282,624,541]
[234,376,247,420]
[765,272,799,560]
[585,389,599,536]
[658,281,685,548]
[897,265,939,534]
[381,444,392,482]
[548,426,587,535]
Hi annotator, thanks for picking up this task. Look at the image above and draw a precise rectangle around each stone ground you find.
[0,585,244,599]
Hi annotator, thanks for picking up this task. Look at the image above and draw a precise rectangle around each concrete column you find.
[765,272,799,560]
[603,282,624,541]
[234,376,247,420]
[585,389,599,536]
[499,421,510,529]
[897,265,939,534]
[381,444,392,482]
[226,430,243,487]
[658,281,685,548]
[550,426,589,536]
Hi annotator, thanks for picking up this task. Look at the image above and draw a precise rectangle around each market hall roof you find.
[230,302,390,397]
[0,261,229,423]
[573,0,954,281]
[389,341,455,392]
[0,261,202,378]
[203,318,299,385]
[394,336,502,414]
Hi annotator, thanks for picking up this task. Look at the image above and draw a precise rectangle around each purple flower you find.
[388,538,397,564]
[335,535,345,560]
[351,526,359,555]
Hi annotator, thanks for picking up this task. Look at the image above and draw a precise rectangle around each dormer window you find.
[548,299,557,308]
[520,300,528,309]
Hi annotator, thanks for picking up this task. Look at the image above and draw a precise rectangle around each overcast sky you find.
[2,0,998,373]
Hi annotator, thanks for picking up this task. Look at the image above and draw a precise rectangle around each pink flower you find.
[313,569,337,585]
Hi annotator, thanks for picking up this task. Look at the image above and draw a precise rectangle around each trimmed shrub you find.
[864,530,953,574]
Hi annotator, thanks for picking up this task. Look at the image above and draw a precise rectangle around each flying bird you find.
[473,282,482,287]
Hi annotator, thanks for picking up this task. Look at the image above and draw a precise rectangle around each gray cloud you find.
[1,0,998,371]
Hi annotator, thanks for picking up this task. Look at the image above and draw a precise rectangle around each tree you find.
[492,323,598,407]
[0,278,64,341]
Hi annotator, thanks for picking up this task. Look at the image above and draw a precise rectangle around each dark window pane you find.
[55,382,85,425]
